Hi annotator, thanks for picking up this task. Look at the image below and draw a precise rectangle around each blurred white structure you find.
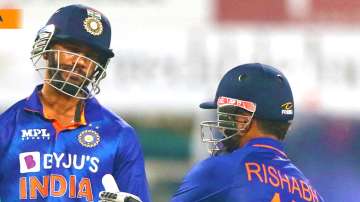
[0,0,359,115]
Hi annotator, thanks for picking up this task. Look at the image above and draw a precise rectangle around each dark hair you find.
[256,119,291,140]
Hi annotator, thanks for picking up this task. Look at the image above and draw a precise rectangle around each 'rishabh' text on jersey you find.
[172,138,324,202]
[0,85,151,202]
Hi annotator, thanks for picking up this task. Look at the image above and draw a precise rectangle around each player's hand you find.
[100,174,142,202]
[99,191,143,202]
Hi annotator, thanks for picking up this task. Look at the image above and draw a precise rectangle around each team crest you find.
[83,9,103,36]
[83,17,103,36]
[78,130,100,148]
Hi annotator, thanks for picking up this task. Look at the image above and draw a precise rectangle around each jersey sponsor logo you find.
[21,128,50,141]
[78,130,100,148]
[19,152,100,173]
[18,152,98,201]
[19,152,41,173]
[19,175,93,201]
[245,162,320,202]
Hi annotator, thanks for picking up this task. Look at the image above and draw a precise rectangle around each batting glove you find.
[99,191,143,202]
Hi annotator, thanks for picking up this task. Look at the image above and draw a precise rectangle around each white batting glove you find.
[99,191,142,202]
[100,174,143,202]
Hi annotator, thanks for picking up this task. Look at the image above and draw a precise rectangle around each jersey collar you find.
[24,84,104,123]
[246,137,288,158]
[24,84,45,115]
[23,84,105,124]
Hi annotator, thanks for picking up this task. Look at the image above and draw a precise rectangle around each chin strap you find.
[74,101,84,122]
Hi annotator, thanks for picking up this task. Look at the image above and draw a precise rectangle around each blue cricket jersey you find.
[172,138,324,202]
[0,85,151,202]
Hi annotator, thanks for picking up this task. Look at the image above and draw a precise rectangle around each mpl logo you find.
[19,152,40,173]
[21,129,50,141]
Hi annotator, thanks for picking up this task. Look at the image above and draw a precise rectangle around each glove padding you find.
[99,191,143,202]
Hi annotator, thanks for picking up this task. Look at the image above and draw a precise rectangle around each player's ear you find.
[43,42,56,60]
[43,52,49,60]
[245,117,258,135]
[43,50,56,61]
[42,51,56,61]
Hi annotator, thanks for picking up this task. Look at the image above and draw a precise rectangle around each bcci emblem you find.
[78,130,100,148]
[83,9,103,36]
[83,17,103,36]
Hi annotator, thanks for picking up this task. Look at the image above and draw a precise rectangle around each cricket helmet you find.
[200,63,294,155]
[30,4,114,99]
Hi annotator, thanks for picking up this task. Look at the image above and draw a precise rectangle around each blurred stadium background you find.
[1,0,359,201]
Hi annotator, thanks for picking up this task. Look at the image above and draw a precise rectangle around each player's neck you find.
[239,122,279,147]
[239,133,279,148]
[40,84,82,122]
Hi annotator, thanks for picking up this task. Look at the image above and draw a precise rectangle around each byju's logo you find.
[21,129,50,141]
[19,152,40,173]
[18,152,100,174]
